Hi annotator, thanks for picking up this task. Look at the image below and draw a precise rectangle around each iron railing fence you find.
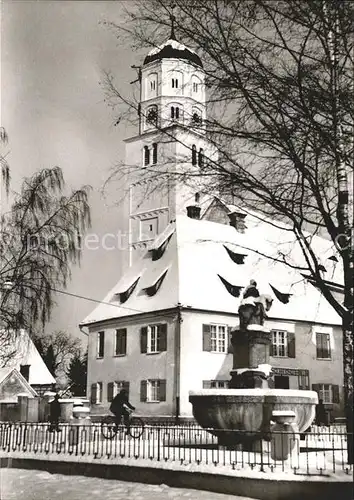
[0,422,352,477]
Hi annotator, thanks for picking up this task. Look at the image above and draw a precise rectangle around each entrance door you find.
[274,375,290,389]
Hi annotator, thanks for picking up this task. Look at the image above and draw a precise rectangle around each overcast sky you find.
[2,0,143,344]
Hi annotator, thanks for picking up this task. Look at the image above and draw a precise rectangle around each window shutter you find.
[123,381,130,399]
[158,324,167,351]
[287,332,296,358]
[312,384,319,395]
[270,338,274,357]
[115,329,127,355]
[202,324,211,351]
[316,333,321,358]
[107,382,114,402]
[325,334,331,359]
[122,329,127,355]
[158,380,166,402]
[332,385,340,404]
[203,380,211,389]
[140,327,148,353]
[140,380,147,402]
[227,327,233,353]
[152,143,158,164]
[90,383,97,404]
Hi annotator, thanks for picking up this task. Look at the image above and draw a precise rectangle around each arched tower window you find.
[152,143,158,165]
[192,145,197,166]
[198,148,204,168]
[171,70,183,94]
[147,73,158,98]
[171,106,181,120]
[144,146,150,166]
[191,75,202,95]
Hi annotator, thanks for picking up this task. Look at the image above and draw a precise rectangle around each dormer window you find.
[223,245,247,264]
[192,144,197,166]
[143,269,169,297]
[144,146,150,166]
[198,148,204,168]
[218,275,243,297]
[119,277,140,304]
[172,78,179,88]
[152,234,173,261]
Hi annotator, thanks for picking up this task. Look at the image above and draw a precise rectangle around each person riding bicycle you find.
[109,389,135,430]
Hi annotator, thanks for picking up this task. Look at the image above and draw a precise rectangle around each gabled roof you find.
[0,367,38,400]
[0,330,56,386]
[81,214,342,327]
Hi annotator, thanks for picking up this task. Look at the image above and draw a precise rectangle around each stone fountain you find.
[189,280,318,450]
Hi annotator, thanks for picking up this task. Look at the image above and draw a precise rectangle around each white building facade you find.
[82,35,344,423]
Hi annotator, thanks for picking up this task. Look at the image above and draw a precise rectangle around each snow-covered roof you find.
[143,39,203,68]
[0,330,56,385]
[81,214,342,327]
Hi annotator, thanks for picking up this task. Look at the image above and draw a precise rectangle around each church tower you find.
[123,26,217,267]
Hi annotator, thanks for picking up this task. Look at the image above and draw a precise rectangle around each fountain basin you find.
[189,389,317,443]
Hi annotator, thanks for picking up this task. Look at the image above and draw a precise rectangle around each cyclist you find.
[109,389,135,431]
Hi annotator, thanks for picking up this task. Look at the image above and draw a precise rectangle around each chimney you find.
[186,205,201,220]
[228,211,247,233]
[20,364,30,382]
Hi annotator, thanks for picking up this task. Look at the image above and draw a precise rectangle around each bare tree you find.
[33,330,82,380]
[104,0,354,460]
[0,162,91,348]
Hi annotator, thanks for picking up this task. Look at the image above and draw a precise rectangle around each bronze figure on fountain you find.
[238,280,273,329]
[229,279,274,389]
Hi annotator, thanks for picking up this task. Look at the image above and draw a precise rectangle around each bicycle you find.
[101,408,145,439]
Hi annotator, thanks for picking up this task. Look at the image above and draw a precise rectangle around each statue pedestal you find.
[229,327,272,389]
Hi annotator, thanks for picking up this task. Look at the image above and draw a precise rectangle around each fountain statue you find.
[189,278,318,451]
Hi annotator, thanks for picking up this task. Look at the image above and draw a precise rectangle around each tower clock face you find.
[147,107,158,125]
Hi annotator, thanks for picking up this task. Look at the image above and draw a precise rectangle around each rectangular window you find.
[172,78,179,88]
[150,80,156,90]
[316,333,331,359]
[319,384,332,404]
[141,379,166,402]
[193,82,198,92]
[114,329,127,356]
[97,331,105,358]
[140,324,167,354]
[148,325,159,353]
[271,330,288,357]
[210,324,227,353]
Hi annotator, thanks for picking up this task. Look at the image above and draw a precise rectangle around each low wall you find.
[1,457,352,500]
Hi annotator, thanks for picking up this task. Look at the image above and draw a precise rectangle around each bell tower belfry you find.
[123,26,217,267]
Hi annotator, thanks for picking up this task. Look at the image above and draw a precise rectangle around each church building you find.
[81,31,344,422]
